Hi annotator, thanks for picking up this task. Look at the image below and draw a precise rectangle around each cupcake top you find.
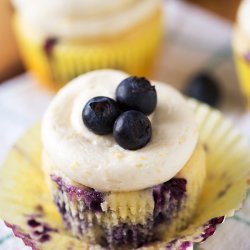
[42,70,198,192]
[234,0,250,53]
[12,0,161,40]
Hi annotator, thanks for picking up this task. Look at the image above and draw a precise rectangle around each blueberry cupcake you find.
[11,0,163,91]
[41,70,206,249]
[233,0,250,108]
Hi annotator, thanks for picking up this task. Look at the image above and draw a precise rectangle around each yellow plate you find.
[0,100,249,250]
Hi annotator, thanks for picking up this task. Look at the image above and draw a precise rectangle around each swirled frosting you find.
[233,0,250,53]
[42,70,198,192]
[12,0,161,39]
[238,0,250,40]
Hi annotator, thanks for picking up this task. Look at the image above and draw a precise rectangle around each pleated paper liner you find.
[14,12,162,92]
[0,100,249,250]
[44,143,206,248]
[232,27,250,110]
[233,51,250,109]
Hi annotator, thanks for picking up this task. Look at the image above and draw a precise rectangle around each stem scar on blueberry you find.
[82,96,121,135]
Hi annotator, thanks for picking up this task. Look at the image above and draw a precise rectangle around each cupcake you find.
[233,0,250,108]
[41,69,206,249]
[11,0,163,91]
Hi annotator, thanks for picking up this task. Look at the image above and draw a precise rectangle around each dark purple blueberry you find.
[179,241,192,250]
[153,178,187,225]
[82,96,121,135]
[184,72,221,107]
[83,189,104,212]
[164,178,187,200]
[113,110,152,150]
[27,219,41,228]
[116,76,157,115]
[43,37,58,57]
[39,234,51,243]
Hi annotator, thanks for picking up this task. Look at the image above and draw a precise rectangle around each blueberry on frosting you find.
[113,110,152,150]
[82,96,120,135]
[82,76,155,150]
[116,76,157,115]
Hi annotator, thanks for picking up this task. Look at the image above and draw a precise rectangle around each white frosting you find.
[12,0,161,40]
[238,0,250,40]
[42,70,198,192]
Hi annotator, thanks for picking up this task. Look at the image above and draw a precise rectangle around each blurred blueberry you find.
[184,72,221,107]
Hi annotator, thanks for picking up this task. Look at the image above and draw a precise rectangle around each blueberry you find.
[116,76,157,115]
[184,73,221,107]
[82,96,120,135]
[43,37,58,57]
[113,110,152,150]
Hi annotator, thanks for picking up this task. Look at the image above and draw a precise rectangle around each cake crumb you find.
[101,201,108,212]
[69,162,79,171]
[84,171,91,177]
[136,164,143,168]
[114,152,124,159]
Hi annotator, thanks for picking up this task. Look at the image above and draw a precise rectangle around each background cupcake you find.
[11,0,163,91]
[233,0,250,109]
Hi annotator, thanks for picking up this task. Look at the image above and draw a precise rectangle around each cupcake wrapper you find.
[0,100,249,250]
[233,50,250,109]
[50,175,188,248]
[44,142,205,248]
[14,12,163,91]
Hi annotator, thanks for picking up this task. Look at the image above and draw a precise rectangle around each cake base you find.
[44,144,206,249]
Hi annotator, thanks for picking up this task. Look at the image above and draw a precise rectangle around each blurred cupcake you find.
[233,0,250,108]
[41,70,206,248]
[11,0,163,91]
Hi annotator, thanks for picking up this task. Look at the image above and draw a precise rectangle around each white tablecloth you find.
[0,0,250,249]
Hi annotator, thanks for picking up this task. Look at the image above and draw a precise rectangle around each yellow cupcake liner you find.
[232,27,250,109]
[0,100,249,250]
[233,50,250,109]
[14,12,163,91]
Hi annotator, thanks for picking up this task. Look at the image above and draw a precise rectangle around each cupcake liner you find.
[233,50,250,109]
[49,175,189,248]
[0,100,250,250]
[232,27,250,109]
[43,143,205,248]
[14,12,163,91]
